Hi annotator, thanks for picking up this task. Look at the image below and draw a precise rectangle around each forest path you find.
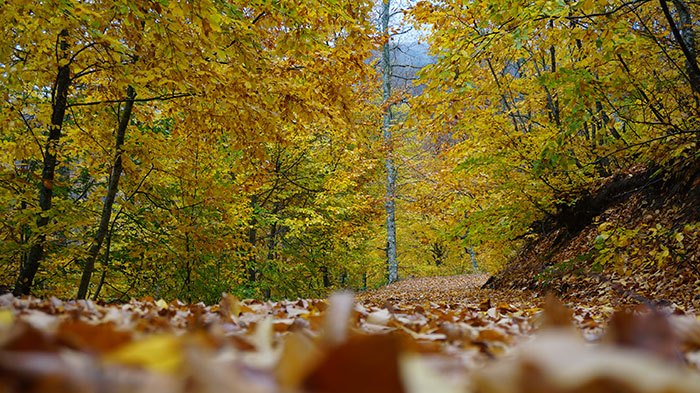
[358,273,519,305]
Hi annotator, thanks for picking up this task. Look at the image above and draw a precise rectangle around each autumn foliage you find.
[5,0,700,391]
[2,0,700,365]
[408,0,700,270]
[1,0,383,301]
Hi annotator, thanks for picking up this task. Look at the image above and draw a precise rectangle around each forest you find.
[2,0,698,302]
[3,0,700,392]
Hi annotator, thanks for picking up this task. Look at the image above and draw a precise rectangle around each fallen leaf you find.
[105,334,183,374]
[303,334,404,393]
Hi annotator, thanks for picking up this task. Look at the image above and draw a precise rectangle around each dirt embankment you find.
[484,163,700,310]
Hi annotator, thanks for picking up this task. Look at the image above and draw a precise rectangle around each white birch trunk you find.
[381,0,398,283]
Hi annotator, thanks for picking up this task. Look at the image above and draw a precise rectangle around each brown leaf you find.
[1,322,58,352]
[57,320,132,353]
[477,328,509,343]
[540,293,573,329]
[607,306,682,362]
[220,293,241,324]
[303,334,404,393]
[478,298,492,311]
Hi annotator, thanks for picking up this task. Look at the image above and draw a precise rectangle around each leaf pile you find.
[2,283,700,393]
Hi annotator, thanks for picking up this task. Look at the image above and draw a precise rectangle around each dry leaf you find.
[324,291,355,345]
[220,293,241,324]
[303,334,404,393]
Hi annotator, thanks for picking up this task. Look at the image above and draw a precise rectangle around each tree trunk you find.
[14,30,71,297]
[462,226,479,273]
[321,266,331,288]
[548,20,561,127]
[76,86,135,299]
[672,0,700,103]
[184,232,192,303]
[660,0,700,94]
[469,246,478,273]
[381,0,398,284]
[246,195,258,282]
[262,212,279,299]
[266,220,278,262]
[91,230,111,301]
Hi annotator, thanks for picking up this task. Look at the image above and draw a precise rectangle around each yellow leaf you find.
[0,309,14,327]
[105,334,183,374]
[155,299,168,311]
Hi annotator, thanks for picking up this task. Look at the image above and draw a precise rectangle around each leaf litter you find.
[1,275,700,392]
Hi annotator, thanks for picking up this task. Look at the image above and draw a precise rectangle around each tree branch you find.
[68,93,193,107]
[659,0,700,94]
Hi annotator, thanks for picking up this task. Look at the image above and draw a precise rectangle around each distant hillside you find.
[371,41,436,93]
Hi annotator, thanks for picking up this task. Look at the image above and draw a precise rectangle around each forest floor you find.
[2,272,700,393]
[4,165,700,393]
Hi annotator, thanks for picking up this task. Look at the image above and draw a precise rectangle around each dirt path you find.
[359,274,492,303]
[358,274,543,308]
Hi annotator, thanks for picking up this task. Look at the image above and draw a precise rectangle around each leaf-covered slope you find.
[485,164,700,309]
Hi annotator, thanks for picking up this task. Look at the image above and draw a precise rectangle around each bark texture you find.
[661,0,700,94]
[14,30,71,296]
[76,86,136,299]
[381,0,398,284]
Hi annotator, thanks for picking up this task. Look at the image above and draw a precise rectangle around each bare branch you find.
[68,93,193,108]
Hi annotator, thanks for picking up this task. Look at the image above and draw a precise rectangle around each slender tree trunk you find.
[469,247,478,273]
[14,30,71,296]
[674,0,697,75]
[548,20,560,127]
[671,0,700,107]
[262,213,279,299]
[76,86,135,299]
[661,0,700,94]
[182,232,192,303]
[321,266,331,288]
[92,174,142,301]
[462,226,479,273]
[91,229,111,301]
[381,0,398,284]
[266,220,278,262]
[246,195,258,282]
